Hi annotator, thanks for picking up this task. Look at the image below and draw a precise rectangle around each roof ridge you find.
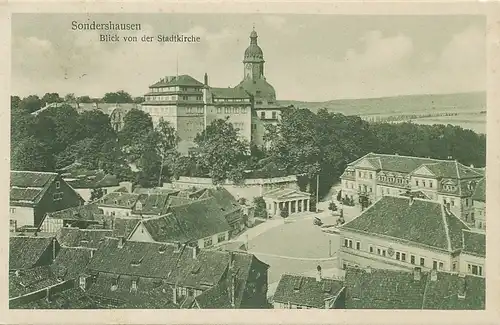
[11,170,58,175]
[440,205,452,251]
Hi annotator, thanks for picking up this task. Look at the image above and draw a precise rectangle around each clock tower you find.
[243,28,265,80]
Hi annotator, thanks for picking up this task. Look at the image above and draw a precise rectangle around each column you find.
[298,200,302,212]
[288,201,292,215]
[273,201,277,216]
[305,199,309,212]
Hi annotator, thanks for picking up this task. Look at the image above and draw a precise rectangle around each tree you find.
[38,104,82,153]
[12,136,54,171]
[154,119,180,186]
[11,96,21,111]
[328,201,337,212]
[18,95,43,113]
[90,188,104,202]
[78,110,116,141]
[77,96,92,103]
[64,93,77,104]
[102,90,133,103]
[280,209,289,219]
[336,190,342,202]
[41,92,63,105]
[133,96,145,104]
[119,109,154,149]
[194,118,250,184]
[253,196,268,219]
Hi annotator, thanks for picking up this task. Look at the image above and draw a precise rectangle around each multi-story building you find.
[140,29,286,154]
[471,177,486,230]
[340,153,484,227]
[10,171,84,230]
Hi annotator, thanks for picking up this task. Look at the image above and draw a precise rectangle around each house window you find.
[9,208,16,214]
[217,233,226,243]
[401,253,406,262]
[420,258,425,267]
[204,237,213,247]
[131,280,137,291]
[260,112,265,119]
[438,262,444,270]
[377,248,381,255]
[369,173,373,179]
[369,245,374,253]
[429,182,433,188]
[55,181,61,189]
[217,107,222,114]
[344,239,348,247]
[452,262,457,271]
[468,264,483,276]
[382,250,386,257]
[416,180,419,186]
[465,198,469,207]
[348,240,353,248]
[358,172,362,178]
[396,252,400,260]
[53,192,63,201]
[272,112,277,119]
[451,199,455,207]
[356,242,360,250]
[433,261,438,270]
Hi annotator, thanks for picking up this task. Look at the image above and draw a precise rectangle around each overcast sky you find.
[12,14,486,101]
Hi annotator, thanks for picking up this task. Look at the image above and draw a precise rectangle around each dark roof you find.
[341,196,470,251]
[97,192,142,208]
[87,238,229,289]
[51,247,92,280]
[150,75,204,88]
[167,196,194,208]
[132,187,180,196]
[132,193,172,216]
[46,203,104,221]
[57,228,112,249]
[60,164,119,189]
[9,266,59,298]
[462,230,486,257]
[10,171,58,206]
[471,177,485,202]
[344,267,485,310]
[10,287,97,309]
[237,78,276,100]
[273,274,344,308]
[210,87,251,99]
[141,198,230,243]
[200,188,242,224]
[9,236,54,270]
[112,217,142,238]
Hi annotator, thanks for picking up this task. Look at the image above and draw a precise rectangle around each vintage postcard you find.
[2,1,500,324]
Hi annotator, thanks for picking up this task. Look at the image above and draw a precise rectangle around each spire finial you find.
[252,23,255,31]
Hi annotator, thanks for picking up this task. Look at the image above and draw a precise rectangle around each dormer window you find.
[131,280,138,291]
[111,277,119,291]
[55,181,61,189]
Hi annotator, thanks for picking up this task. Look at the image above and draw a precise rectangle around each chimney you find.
[52,238,57,261]
[118,236,125,249]
[90,250,94,259]
[174,242,182,253]
[365,266,372,274]
[192,245,198,259]
[79,275,89,291]
[457,274,466,299]
[204,73,208,86]
[413,267,421,281]
[172,285,177,304]
[316,265,322,282]
[430,268,438,281]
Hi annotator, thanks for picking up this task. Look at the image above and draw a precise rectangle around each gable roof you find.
[51,247,92,280]
[9,265,59,298]
[140,198,231,243]
[201,187,241,216]
[471,177,485,202]
[112,217,142,238]
[57,228,112,249]
[462,230,485,257]
[87,238,231,289]
[263,188,311,200]
[10,171,58,207]
[9,236,55,270]
[59,164,119,189]
[150,75,204,88]
[97,192,142,209]
[133,193,172,216]
[341,196,470,251]
[273,274,344,308]
[45,203,104,221]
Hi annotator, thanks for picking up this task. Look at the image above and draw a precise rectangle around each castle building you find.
[140,28,286,155]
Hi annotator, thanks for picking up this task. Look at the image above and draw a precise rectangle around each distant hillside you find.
[279,91,486,117]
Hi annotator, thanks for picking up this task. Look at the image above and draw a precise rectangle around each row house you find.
[340,153,484,227]
[79,238,269,309]
[344,266,485,309]
[338,196,472,274]
[10,171,84,230]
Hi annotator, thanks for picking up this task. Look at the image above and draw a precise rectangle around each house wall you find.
[205,104,252,145]
[410,176,439,200]
[338,230,455,272]
[100,206,133,217]
[128,223,156,242]
[354,168,377,202]
[438,194,473,225]
[460,253,485,277]
[197,231,229,249]
[473,200,486,230]
[40,217,64,233]
[10,206,35,229]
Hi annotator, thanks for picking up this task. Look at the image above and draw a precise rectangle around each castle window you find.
[216,107,222,114]
[260,112,265,119]
[241,107,246,114]
[272,111,277,119]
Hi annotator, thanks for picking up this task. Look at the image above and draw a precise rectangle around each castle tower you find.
[243,28,265,80]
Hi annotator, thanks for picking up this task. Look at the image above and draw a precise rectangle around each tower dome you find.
[244,29,264,62]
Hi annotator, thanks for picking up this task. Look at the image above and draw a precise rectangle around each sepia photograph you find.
[8,10,489,312]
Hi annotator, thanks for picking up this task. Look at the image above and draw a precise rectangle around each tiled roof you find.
[9,266,59,298]
[471,177,485,202]
[60,164,119,189]
[57,228,112,249]
[341,196,470,251]
[133,193,172,216]
[462,230,485,257]
[273,274,344,308]
[133,187,180,196]
[202,187,241,215]
[150,75,204,88]
[167,196,194,208]
[112,217,142,238]
[9,236,55,270]
[87,238,229,290]
[210,87,251,99]
[10,171,58,206]
[46,203,104,221]
[97,192,142,208]
[141,198,231,243]
[51,247,92,280]
[10,287,97,309]
[344,267,485,310]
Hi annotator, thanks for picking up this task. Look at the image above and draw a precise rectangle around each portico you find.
[263,188,312,217]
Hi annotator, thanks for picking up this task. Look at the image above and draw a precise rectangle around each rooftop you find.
[9,236,55,270]
[45,203,104,221]
[210,87,251,99]
[273,274,344,308]
[96,192,142,209]
[345,267,485,310]
[471,177,486,202]
[10,171,58,206]
[341,196,470,251]
[462,229,485,257]
[150,75,204,88]
[263,188,311,201]
[57,227,112,249]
